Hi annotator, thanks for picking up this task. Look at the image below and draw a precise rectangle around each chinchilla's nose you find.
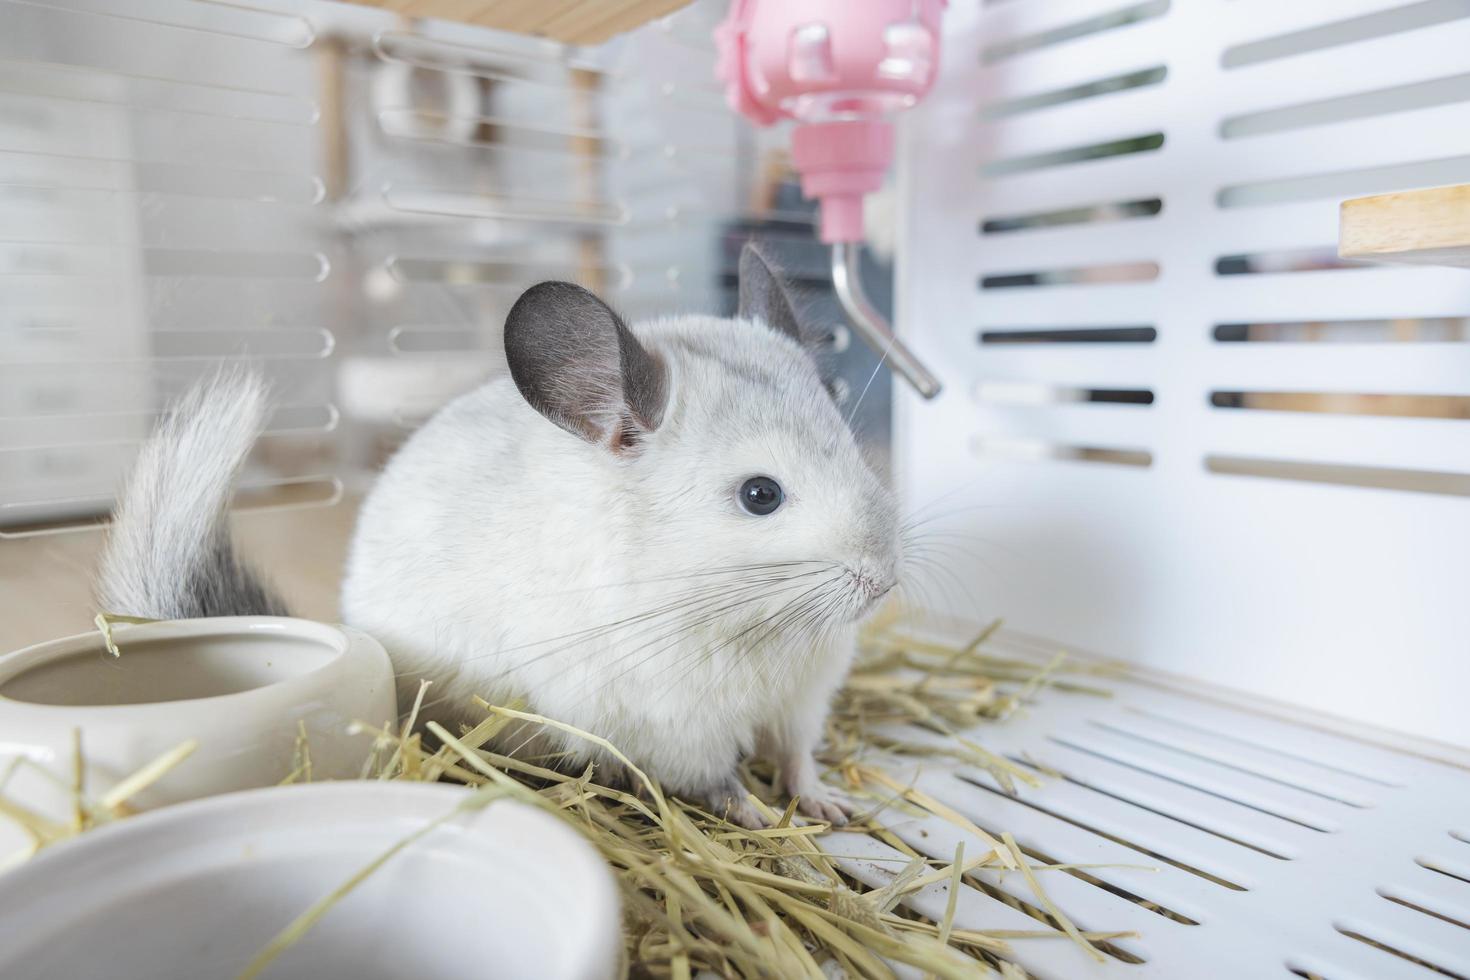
[847,552,899,600]
[842,477,900,594]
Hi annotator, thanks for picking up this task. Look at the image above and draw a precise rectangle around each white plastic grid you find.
[825,627,1470,979]
[894,0,1470,745]
[0,0,338,531]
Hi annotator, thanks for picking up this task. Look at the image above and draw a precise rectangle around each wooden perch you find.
[1339,183,1470,269]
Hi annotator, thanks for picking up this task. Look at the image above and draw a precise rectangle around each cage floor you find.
[827,630,1470,980]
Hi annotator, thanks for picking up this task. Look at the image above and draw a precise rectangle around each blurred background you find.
[3,0,1470,743]
[0,0,895,647]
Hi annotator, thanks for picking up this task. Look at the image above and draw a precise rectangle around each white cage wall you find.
[896,0,1470,746]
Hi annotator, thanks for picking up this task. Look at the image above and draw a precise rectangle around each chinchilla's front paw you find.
[697,775,768,830]
[789,770,853,827]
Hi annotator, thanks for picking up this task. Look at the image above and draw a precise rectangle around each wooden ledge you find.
[343,0,695,46]
[1339,183,1470,269]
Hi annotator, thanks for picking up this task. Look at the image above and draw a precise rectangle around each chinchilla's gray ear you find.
[504,281,667,452]
[737,243,803,344]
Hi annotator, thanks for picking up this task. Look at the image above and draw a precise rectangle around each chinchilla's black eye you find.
[739,476,784,516]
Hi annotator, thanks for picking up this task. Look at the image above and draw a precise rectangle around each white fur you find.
[96,369,282,620]
[343,314,899,823]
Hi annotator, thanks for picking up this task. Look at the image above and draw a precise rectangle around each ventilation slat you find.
[1224,72,1470,142]
[984,131,1165,179]
[981,325,1158,344]
[1211,266,1470,323]
[0,244,328,282]
[975,219,1168,272]
[1008,642,1462,777]
[2,328,335,367]
[1205,343,1470,394]
[1203,410,1470,475]
[1418,854,1470,887]
[1219,0,1470,60]
[1212,199,1370,253]
[0,475,341,538]
[822,829,1136,978]
[982,197,1163,236]
[973,404,1157,453]
[3,85,316,155]
[1114,706,1407,789]
[986,66,1168,122]
[0,57,318,124]
[978,150,1173,220]
[0,403,336,448]
[919,760,1239,905]
[892,775,1177,959]
[1032,738,1316,855]
[1219,19,1470,120]
[961,345,1155,389]
[0,153,322,206]
[975,753,1289,884]
[1213,317,1470,343]
[8,281,331,330]
[43,0,313,45]
[1220,156,1470,216]
[970,286,1169,332]
[1384,867,1470,928]
[1092,715,1384,807]
[1299,928,1465,980]
[0,95,314,172]
[980,86,1171,160]
[8,195,322,251]
[0,0,302,93]
[1337,895,1470,978]
[1049,727,1345,832]
[380,186,628,226]
[864,724,1245,910]
[980,0,1166,41]
[982,55,1167,118]
[979,5,1172,83]
[974,382,1154,406]
[1213,101,1470,185]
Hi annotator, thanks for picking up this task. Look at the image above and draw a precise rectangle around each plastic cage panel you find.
[826,627,1470,980]
[0,0,889,535]
[895,0,1470,746]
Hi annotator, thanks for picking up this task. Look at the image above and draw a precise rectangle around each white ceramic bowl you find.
[0,617,395,863]
[0,782,622,980]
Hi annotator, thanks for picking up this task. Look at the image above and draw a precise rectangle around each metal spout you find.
[830,242,941,399]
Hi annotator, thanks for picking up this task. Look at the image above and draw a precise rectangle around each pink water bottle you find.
[716,0,945,398]
[716,0,945,244]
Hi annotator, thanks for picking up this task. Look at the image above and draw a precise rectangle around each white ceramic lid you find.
[0,781,622,980]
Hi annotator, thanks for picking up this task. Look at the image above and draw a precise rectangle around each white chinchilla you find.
[97,244,900,827]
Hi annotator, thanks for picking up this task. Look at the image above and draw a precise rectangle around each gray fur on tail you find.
[96,369,289,619]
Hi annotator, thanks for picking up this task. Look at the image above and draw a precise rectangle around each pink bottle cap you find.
[715,0,946,243]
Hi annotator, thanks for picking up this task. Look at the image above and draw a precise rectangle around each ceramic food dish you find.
[0,617,395,863]
[0,781,623,979]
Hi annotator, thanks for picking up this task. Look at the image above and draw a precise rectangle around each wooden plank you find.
[569,0,693,45]
[341,0,694,44]
[1339,183,1470,269]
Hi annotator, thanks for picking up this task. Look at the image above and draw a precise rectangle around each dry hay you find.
[2,611,1133,978]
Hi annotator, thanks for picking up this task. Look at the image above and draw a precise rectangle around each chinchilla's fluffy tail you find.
[96,368,289,620]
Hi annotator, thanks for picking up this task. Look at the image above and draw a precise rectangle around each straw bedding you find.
[2,610,1131,978]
